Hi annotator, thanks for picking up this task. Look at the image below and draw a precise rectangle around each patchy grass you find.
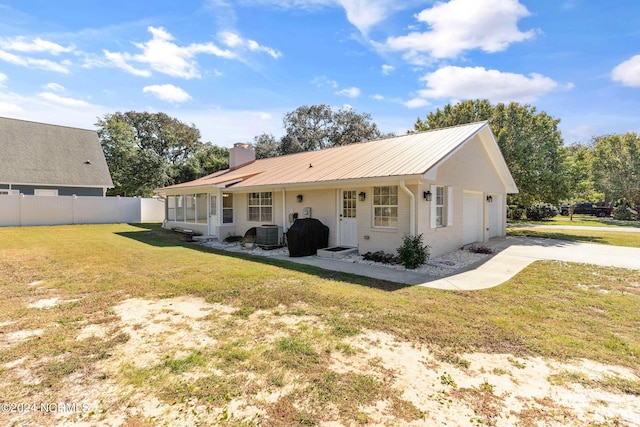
[507,227,640,247]
[1,224,639,425]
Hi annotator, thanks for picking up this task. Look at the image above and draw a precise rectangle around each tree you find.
[413,99,568,206]
[96,111,205,197]
[591,133,640,204]
[171,144,229,184]
[279,104,383,155]
[562,143,602,202]
[253,133,279,159]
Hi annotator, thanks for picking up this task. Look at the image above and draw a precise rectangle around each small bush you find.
[507,205,525,220]
[396,234,430,269]
[525,202,558,221]
[613,198,638,221]
[362,251,400,265]
[468,245,494,254]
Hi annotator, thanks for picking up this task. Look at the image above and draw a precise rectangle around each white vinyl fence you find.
[0,195,165,227]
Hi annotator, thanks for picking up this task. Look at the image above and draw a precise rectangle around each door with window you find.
[208,194,218,236]
[340,190,358,247]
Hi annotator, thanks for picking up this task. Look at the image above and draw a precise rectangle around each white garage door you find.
[463,191,483,245]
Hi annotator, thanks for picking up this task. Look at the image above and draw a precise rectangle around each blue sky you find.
[0,0,639,147]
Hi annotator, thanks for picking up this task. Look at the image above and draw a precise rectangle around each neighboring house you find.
[0,116,113,196]
[159,121,518,257]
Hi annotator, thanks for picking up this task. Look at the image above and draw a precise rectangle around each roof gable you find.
[162,121,517,193]
[0,117,114,188]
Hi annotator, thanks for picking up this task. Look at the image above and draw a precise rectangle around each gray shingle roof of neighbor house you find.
[162,121,518,193]
[0,116,114,188]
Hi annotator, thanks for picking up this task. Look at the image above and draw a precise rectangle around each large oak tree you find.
[414,99,568,206]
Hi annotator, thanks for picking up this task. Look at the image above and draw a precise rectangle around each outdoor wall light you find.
[296,194,303,203]
[423,190,432,201]
[358,192,366,201]
[486,195,493,203]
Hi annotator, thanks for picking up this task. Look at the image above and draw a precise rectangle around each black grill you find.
[286,218,329,257]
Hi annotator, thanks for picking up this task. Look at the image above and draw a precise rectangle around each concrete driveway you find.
[420,237,640,291]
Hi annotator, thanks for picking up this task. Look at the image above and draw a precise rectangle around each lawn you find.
[507,215,640,247]
[510,214,640,228]
[1,224,639,426]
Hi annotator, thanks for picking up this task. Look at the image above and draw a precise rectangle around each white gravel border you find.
[199,240,491,277]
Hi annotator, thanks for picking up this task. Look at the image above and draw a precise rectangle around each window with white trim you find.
[222,193,233,224]
[373,186,398,227]
[436,186,446,227]
[430,185,453,228]
[248,192,273,222]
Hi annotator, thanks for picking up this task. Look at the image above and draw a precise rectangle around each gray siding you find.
[6,185,104,196]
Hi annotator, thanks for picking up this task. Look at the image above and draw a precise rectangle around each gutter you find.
[399,179,416,235]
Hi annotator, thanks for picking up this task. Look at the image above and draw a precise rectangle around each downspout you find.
[282,188,287,231]
[399,180,416,235]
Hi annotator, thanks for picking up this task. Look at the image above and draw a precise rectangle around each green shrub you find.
[525,202,558,221]
[613,198,638,221]
[396,234,430,269]
[507,205,525,220]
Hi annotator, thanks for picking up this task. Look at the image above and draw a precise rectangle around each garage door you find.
[463,191,483,245]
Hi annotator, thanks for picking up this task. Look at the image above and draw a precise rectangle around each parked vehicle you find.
[559,202,613,217]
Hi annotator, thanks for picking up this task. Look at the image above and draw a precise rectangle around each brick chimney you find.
[229,143,256,169]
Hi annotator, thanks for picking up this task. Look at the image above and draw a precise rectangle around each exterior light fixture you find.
[486,195,493,203]
[358,192,366,201]
[296,194,303,203]
[423,190,432,201]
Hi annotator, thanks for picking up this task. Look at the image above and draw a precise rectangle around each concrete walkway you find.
[420,237,640,291]
[274,236,640,291]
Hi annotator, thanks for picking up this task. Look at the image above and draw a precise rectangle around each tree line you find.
[97,100,640,213]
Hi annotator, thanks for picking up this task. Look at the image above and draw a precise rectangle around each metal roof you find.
[0,116,114,188]
[163,121,517,192]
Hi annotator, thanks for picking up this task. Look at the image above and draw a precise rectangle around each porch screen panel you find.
[185,194,196,222]
[196,193,207,223]
[167,196,176,221]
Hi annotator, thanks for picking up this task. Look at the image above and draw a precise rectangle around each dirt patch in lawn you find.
[1,295,638,426]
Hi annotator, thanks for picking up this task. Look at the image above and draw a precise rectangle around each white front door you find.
[340,190,358,247]
[208,194,218,237]
[462,191,483,245]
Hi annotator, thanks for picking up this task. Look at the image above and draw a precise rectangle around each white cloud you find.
[0,72,6,87]
[383,0,535,59]
[143,84,192,103]
[105,26,279,79]
[220,31,282,58]
[0,49,71,73]
[371,93,385,100]
[1,36,75,55]
[416,66,561,103]
[43,82,65,92]
[336,0,396,34]
[37,92,93,108]
[336,86,361,98]
[381,64,394,75]
[611,55,640,87]
[103,50,151,77]
[403,97,429,108]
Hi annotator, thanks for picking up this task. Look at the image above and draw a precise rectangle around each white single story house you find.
[158,121,518,257]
